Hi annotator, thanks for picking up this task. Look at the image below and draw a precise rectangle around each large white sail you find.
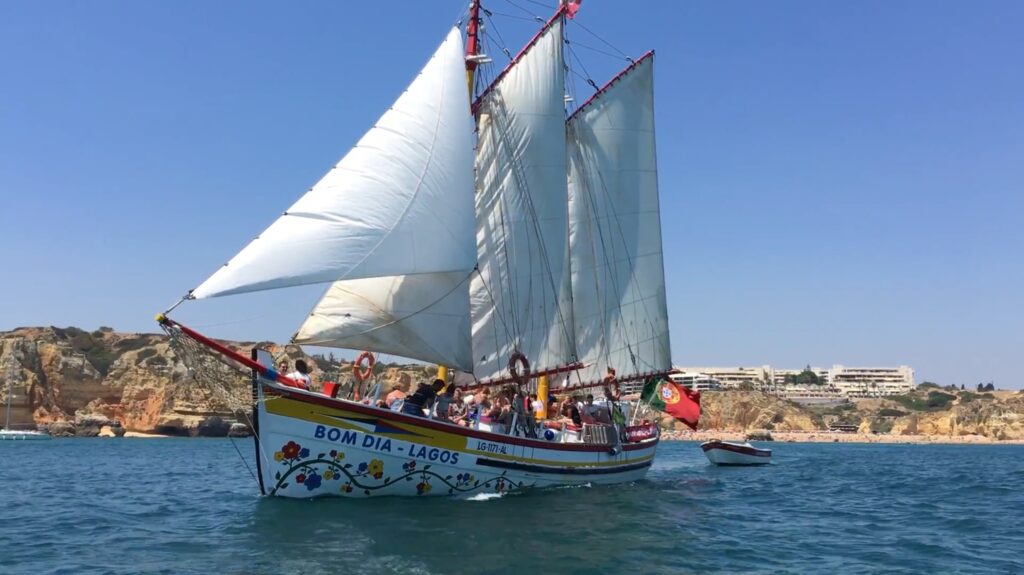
[470,16,576,380]
[293,272,474,370]
[190,27,476,299]
[566,53,671,383]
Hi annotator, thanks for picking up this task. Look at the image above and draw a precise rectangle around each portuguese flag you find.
[641,377,701,430]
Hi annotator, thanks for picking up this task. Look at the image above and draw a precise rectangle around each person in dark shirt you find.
[560,395,583,427]
[401,379,445,417]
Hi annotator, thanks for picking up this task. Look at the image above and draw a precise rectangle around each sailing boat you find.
[157,1,672,497]
[1,364,51,440]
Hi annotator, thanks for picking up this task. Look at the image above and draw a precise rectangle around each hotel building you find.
[673,365,915,399]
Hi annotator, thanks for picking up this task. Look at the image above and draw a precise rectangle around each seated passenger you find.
[433,384,458,421]
[581,392,598,421]
[286,360,312,390]
[455,395,477,427]
[530,394,544,418]
[559,395,583,428]
[401,379,445,417]
[385,383,407,409]
[547,394,560,418]
[497,396,514,427]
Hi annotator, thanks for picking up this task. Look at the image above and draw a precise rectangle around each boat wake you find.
[462,492,505,502]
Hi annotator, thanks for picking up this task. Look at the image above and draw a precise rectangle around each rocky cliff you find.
[0,326,427,437]
[4,326,1022,441]
[657,388,1024,441]
[676,390,820,432]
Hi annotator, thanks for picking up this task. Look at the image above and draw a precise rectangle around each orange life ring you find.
[353,351,375,382]
[508,351,531,386]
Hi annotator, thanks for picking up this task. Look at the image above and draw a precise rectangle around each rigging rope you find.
[161,321,276,480]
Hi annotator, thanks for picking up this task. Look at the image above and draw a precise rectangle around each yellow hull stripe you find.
[264,396,655,469]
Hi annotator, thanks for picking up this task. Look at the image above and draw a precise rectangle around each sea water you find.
[1,439,1022,574]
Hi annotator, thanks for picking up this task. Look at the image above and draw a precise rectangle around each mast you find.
[465,1,482,99]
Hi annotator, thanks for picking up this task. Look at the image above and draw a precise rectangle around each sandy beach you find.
[123,431,172,438]
[664,429,1024,445]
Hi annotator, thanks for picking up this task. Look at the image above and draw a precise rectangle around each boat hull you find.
[701,440,771,466]
[254,384,658,498]
[0,430,52,441]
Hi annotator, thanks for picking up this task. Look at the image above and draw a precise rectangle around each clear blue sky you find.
[2,1,1021,388]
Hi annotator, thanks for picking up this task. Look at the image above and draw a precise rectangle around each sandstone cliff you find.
[656,387,1024,441]
[0,326,427,437]
[669,390,820,433]
[4,326,1022,440]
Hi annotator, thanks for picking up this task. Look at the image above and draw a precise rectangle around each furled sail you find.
[190,27,476,299]
[293,272,474,370]
[470,16,576,380]
[566,53,671,383]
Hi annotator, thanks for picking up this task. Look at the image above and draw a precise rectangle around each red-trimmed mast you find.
[465,1,482,99]
[472,3,566,112]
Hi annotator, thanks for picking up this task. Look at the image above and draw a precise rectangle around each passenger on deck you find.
[434,384,458,421]
[560,395,583,427]
[454,395,476,427]
[385,383,407,409]
[401,379,445,417]
[286,360,312,390]
[530,394,544,416]
[483,395,503,422]
[603,366,617,386]
[547,395,559,418]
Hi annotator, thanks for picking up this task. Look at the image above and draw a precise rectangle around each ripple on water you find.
[1,439,1023,574]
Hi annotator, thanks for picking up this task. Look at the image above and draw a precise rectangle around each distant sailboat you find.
[158,1,672,498]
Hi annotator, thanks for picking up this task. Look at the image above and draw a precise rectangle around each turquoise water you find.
[1,439,1022,574]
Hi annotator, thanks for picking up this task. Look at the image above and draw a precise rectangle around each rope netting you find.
[160,321,253,414]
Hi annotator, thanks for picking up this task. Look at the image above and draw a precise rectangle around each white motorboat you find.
[701,439,771,466]
[0,429,51,441]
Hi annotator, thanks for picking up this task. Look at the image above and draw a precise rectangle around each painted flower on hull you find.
[416,481,432,495]
[368,459,384,479]
[296,473,306,484]
[299,447,310,458]
[274,451,284,462]
[281,441,301,460]
[304,472,322,491]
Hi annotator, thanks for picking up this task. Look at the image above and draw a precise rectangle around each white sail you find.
[566,53,671,383]
[470,16,575,380]
[293,272,474,370]
[191,27,476,299]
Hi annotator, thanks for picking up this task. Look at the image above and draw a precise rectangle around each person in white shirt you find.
[530,394,544,417]
[287,359,312,390]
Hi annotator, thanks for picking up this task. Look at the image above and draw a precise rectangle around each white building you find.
[675,366,771,390]
[667,372,722,392]
[773,367,830,387]
[829,365,915,398]
[674,364,915,398]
